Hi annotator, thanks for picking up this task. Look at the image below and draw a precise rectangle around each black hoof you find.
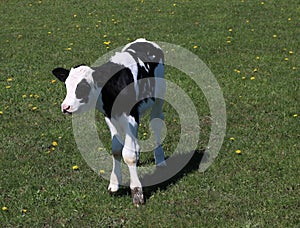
[131,187,144,206]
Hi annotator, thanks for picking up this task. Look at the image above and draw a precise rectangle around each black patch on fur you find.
[75,79,91,103]
[92,41,164,122]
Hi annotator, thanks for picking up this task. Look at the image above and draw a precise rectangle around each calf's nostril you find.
[62,105,71,113]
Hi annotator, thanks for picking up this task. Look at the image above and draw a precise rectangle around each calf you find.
[52,38,166,205]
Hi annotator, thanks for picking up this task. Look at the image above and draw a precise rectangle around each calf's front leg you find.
[119,114,144,206]
[105,117,123,193]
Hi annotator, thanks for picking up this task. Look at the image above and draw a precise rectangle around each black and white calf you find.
[52,38,166,205]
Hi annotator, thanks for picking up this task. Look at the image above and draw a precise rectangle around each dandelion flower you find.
[32,107,38,111]
[99,169,105,174]
[52,141,58,147]
[7,78,13,82]
[235,149,241,154]
[256,56,260,60]
[229,137,235,141]
[284,57,289,61]
[253,68,258,73]
[250,76,255,80]
[72,165,79,170]
[228,28,233,32]
[22,94,27,98]
[103,41,111,45]
[65,47,72,51]
[289,50,293,55]
[51,79,56,84]
[143,132,148,136]
[242,76,246,80]
[21,209,27,214]
[5,85,11,89]
[293,114,298,117]
[2,206,8,211]
[288,18,292,21]
[273,34,277,38]
[193,45,198,49]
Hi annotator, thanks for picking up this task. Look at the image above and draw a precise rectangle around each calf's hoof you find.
[131,187,144,206]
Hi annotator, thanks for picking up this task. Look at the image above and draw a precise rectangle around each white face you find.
[54,66,97,114]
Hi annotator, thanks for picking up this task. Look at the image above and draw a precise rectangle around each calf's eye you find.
[75,79,91,100]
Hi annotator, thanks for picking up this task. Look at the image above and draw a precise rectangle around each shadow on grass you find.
[110,149,205,203]
[142,149,204,202]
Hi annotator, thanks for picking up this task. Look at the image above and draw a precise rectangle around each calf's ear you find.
[52,67,70,82]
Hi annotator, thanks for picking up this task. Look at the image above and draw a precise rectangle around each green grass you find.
[1,0,299,227]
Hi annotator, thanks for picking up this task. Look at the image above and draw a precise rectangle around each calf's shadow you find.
[112,149,205,202]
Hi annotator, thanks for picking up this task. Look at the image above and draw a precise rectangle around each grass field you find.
[1,0,299,227]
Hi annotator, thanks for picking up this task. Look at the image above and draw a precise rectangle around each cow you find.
[52,38,166,206]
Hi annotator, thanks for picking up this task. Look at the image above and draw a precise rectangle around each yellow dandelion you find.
[0,111,3,115]
[48,31,52,35]
[98,147,105,151]
[73,14,77,18]
[242,76,246,80]
[65,47,72,51]
[30,94,33,98]
[5,85,11,89]
[250,76,255,80]
[292,67,297,70]
[253,68,258,73]
[103,41,111,45]
[32,107,38,111]
[229,137,235,141]
[7,78,13,82]
[2,206,8,211]
[234,69,241,74]
[288,18,292,21]
[289,50,293,55]
[226,40,231,44]
[273,34,277,38]
[72,165,79,170]
[284,57,289,61]
[256,56,260,60]
[260,1,265,5]
[51,79,56,84]
[21,209,27,214]
[293,114,298,117]
[143,132,148,136]
[228,28,233,32]
[103,34,108,38]
[193,45,198,49]
[99,169,105,174]
[235,149,241,154]
[22,94,27,98]
[34,94,39,99]
[52,141,58,147]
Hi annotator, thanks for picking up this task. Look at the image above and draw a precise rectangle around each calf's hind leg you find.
[150,99,166,166]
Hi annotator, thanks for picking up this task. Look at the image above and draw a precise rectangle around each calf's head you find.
[52,65,97,114]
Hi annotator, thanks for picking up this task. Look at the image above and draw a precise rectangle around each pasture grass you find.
[1,0,299,227]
